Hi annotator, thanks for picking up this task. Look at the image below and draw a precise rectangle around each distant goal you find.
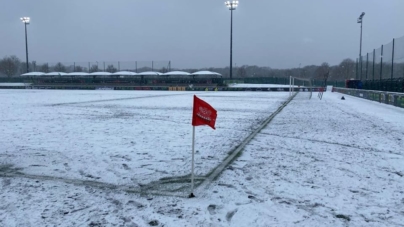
[289,76,313,99]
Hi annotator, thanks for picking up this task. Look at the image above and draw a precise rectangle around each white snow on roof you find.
[191,71,221,76]
[137,71,162,76]
[67,72,90,76]
[163,71,191,76]
[44,72,68,76]
[89,72,112,76]
[20,72,45,76]
[112,71,137,76]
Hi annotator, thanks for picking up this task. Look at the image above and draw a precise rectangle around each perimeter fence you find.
[357,36,404,92]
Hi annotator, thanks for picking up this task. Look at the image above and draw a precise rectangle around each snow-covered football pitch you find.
[1,89,404,227]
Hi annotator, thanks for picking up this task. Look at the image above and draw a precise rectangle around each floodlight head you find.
[357,12,365,23]
[21,17,30,24]
[225,1,239,10]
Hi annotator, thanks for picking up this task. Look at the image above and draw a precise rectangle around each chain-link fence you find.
[30,61,171,73]
[358,36,404,92]
[394,36,404,78]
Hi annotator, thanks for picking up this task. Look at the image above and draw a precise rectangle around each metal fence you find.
[333,87,404,109]
[30,61,171,73]
[357,36,404,91]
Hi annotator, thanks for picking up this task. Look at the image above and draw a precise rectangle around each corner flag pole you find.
[190,95,217,198]
[190,126,196,197]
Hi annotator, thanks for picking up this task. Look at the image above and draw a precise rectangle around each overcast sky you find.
[0,0,403,69]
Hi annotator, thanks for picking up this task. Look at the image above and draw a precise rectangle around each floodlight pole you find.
[24,23,29,73]
[230,9,233,80]
[226,1,238,80]
[358,12,365,80]
[21,17,30,73]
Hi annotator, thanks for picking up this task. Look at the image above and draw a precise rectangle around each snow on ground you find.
[0,83,30,86]
[228,84,297,88]
[0,90,288,187]
[1,90,404,227]
[201,92,404,227]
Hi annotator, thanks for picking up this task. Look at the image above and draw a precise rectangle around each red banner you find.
[192,95,217,130]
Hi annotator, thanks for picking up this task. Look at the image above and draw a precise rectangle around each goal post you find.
[289,76,313,99]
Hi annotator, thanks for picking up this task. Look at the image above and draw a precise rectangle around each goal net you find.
[289,76,313,99]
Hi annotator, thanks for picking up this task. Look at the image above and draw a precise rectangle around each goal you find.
[289,76,313,99]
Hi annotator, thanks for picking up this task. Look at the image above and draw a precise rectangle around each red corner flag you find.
[192,95,217,130]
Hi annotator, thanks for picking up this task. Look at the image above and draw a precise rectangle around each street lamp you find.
[20,17,30,73]
[225,1,238,79]
[357,12,365,80]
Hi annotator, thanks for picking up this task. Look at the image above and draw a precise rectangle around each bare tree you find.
[39,64,50,73]
[402,63,404,78]
[160,67,168,73]
[54,62,66,72]
[315,62,330,86]
[0,56,21,77]
[106,65,117,73]
[89,65,99,73]
[237,66,247,77]
[74,66,84,72]
[339,59,356,80]
[329,66,340,80]
[31,61,37,71]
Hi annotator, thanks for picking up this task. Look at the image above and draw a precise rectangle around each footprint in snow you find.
[226,209,238,222]
[207,204,216,215]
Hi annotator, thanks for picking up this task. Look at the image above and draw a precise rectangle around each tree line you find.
[185,60,357,81]
[4,55,402,81]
